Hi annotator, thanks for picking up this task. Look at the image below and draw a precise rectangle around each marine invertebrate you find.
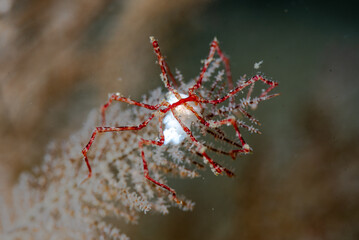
[82,36,279,203]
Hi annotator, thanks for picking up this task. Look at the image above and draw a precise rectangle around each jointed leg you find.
[189,39,219,94]
[202,151,234,177]
[212,39,233,90]
[208,117,254,159]
[137,114,181,203]
[82,113,156,179]
[101,94,162,125]
[168,99,251,160]
[190,38,233,94]
[150,36,180,99]
[254,75,278,98]
[163,61,178,88]
[210,117,250,150]
[170,108,234,177]
[139,139,180,202]
[200,75,278,105]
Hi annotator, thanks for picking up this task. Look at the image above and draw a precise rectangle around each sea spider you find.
[82,36,278,203]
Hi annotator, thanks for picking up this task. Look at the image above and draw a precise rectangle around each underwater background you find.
[0,0,358,239]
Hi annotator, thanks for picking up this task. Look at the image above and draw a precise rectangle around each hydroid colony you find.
[0,37,278,239]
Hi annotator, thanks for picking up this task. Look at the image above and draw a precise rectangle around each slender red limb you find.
[101,94,161,125]
[160,91,255,154]
[201,143,232,156]
[189,38,234,94]
[189,39,218,94]
[206,128,242,149]
[213,39,233,90]
[164,61,178,88]
[138,114,181,204]
[150,36,178,88]
[195,116,253,160]
[150,36,181,100]
[210,117,251,150]
[202,151,234,177]
[199,75,278,105]
[82,112,157,180]
[169,95,258,145]
[170,108,234,177]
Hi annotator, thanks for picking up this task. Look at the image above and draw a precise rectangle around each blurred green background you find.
[0,0,358,239]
